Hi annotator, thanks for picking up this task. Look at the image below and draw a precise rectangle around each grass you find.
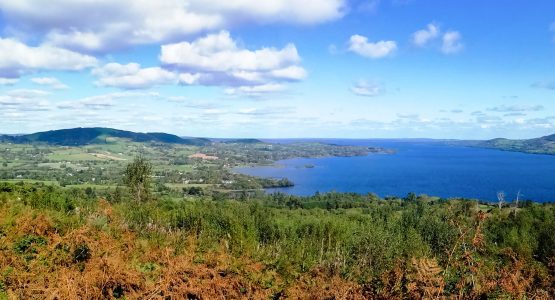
[37,162,63,169]
[0,162,27,168]
[48,150,103,161]
[164,183,214,189]
[84,140,132,154]
[154,164,195,172]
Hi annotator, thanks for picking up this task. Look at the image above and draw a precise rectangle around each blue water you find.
[235,139,555,202]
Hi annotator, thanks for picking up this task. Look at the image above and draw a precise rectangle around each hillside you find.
[0,127,211,146]
[222,138,264,144]
[0,182,553,299]
[475,133,555,155]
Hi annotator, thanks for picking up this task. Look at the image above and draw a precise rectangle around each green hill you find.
[222,138,264,144]
[476,133,555,155]
[0,127,211,146]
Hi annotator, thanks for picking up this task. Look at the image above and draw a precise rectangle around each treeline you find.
[0,180,553,298]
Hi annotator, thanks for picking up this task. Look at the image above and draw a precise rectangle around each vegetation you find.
[467,133,555,155]
[123,156,152,202]
[1,132,553,298]
[0,127,210,146]
[0,176,553,298]
[0,129,386,193]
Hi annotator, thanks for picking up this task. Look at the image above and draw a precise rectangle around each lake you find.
[235,139,555,202]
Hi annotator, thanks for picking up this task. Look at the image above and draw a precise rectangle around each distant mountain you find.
[473,133,555,155]
[0,127,211,146]
[222,138,263,144]
[207,138,264,144]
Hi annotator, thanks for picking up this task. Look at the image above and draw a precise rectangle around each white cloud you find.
[92,63,177,89]
[224,83,286,96]
[350,80,382,97]
[269,66,307,81]
[0,89,50,112]
[348,34,397,58]
[411,23,464,55]
[441,31,463,54]
[412,23,439,47]
[31,77,68,89]
[487,104,544,113]
[57,91,153,110]
[0,0,345,53]
[86,31,307,93]
[192,0,345,24]
[0,78,18,85]
[161,31,305,92]
[0,37,97,77]
[236,106,294,116]
[6,89,50,99]
[161,31,300,74]
[178,73,203,85]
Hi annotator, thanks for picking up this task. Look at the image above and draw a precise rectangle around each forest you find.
[0,157,553,299]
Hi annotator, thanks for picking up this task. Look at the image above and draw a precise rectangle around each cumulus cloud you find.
[350,80,382,96]
[0,37,97,78]
[92,63,177,89]
[348,34,397,58]
[0,0,345,53]
[411,23,463,55]
[411,23,439,47]
[161,31,300,76]
[441,31,463,54]
[31,77,68,89]
[161,31,306,94]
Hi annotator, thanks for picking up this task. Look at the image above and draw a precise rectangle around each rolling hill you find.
[472,133,555,155]
[222,138,263,144]
[0,127,211,146]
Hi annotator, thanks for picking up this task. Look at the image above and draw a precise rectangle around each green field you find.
[48,150,103,161]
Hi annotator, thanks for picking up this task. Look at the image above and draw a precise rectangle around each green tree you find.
[123,156,152,202]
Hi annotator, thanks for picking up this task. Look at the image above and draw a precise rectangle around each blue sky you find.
[1,0,554,139]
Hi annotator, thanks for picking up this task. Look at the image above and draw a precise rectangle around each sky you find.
[1,0,555,139]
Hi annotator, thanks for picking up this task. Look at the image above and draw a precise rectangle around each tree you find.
[123,156,152,202]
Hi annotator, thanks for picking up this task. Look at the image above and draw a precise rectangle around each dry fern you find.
[407,257,445,299]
